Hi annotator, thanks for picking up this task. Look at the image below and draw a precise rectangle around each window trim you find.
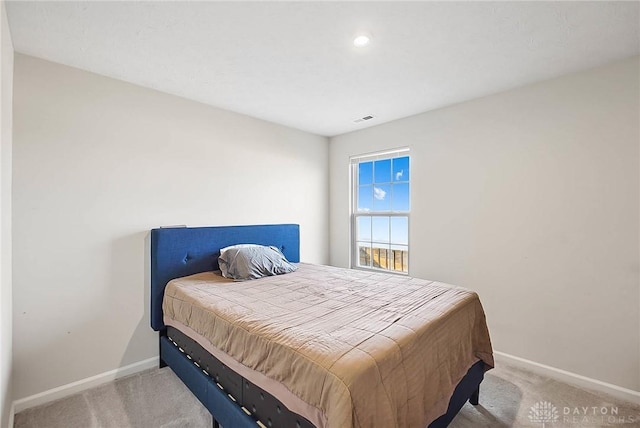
[350,148,410,275]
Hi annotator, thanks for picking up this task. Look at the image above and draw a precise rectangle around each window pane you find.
[357,185,373,212]
[390,245,409,273]
[357,216,371,241]
[352,152,409,274]
[359,161,373,185]
[373,184,391,211]
[357,242,372,267]
[391,183,410,211]
[390,217,408,245]
[372,247,380,269]
[372,246,391,270]
[372,216,389,243]
[393,156,409,182]
[374,159,391,183]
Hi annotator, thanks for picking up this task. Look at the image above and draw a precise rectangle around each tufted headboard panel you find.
[150,224,300,331]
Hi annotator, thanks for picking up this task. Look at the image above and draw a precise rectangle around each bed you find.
[151,224,493,428]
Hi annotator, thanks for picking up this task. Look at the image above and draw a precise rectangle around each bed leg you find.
[159,330,168,368]
[469,386,480,405]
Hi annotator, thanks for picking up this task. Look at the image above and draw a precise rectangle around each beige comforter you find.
[163,263,494,428]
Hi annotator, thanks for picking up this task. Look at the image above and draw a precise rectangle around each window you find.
[351,149,410,273]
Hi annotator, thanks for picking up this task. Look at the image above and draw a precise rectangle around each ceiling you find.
[6,1,640,137]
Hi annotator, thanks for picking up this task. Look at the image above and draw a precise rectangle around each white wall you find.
[0,1,13,425]
[330,57,640,391]
[12,54,329,400]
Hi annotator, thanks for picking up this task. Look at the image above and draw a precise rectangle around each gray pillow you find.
[218,244,297,281]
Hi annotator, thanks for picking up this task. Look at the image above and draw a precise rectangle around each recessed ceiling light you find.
[353,35,371,47]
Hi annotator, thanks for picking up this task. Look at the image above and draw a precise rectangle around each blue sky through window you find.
[392,183,409,211]
[359,161,373,185]
[356,155,410,255]
[393,156,409,182]
[357,156,409,213]
[391,217,408,245]
[374,159,392,183]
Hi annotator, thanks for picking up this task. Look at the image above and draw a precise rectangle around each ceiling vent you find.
[353,115,375,124]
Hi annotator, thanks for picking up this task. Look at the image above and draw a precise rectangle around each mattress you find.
[162,263,494,428]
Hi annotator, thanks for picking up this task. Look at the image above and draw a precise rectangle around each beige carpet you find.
[14,362,640,428]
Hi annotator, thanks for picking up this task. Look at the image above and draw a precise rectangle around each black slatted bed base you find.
[161,326,486,428]
[163,326,315,428]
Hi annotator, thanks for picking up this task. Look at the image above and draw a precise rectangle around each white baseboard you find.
[494,350,640,405]
[12,356,159,413]
[11,351,640,415]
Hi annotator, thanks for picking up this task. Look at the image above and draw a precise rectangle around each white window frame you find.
[350,148,410,274]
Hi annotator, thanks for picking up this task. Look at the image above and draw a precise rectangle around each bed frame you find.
[150,224,486,428]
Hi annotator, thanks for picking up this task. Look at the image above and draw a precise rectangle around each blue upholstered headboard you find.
[150,224,300,331]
